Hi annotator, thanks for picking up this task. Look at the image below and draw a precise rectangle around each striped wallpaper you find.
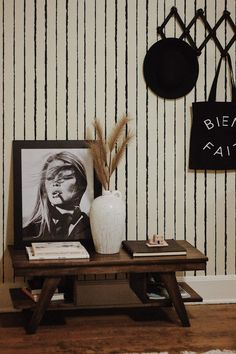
[0,0,236,296]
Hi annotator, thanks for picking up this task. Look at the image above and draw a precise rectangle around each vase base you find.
[94,249,121,255]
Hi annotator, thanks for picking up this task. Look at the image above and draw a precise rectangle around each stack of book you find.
[122,239,187,257]
[26,241,90,260]
[146,277,191,300]
[21,278,64,303]
[146,283,191,300]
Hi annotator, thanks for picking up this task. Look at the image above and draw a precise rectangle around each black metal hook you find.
[156,8,236,57]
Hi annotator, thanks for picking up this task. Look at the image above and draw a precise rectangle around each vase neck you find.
[103,190,112,195]
[102,190,122,199]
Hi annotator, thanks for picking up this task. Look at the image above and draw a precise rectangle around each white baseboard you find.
[180,275,236,304]
[1,275,236,312]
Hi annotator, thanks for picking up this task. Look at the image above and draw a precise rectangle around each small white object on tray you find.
[146,234,168,247]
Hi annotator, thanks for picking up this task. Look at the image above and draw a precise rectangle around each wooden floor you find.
[0,304,236,354]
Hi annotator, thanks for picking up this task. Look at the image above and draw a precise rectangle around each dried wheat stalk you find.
[89,116,134,190]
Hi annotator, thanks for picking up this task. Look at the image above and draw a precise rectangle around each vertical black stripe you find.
[204,1,207,268]
[55,0,58,139]
[183,92,187,241]
[184,0,188,242]
[94,0,97,120]
[76,0,78,138]
[192,0,200,271]
[173,108,176,237]
[194,172,197,248]
[125,0,128,115]
[84,0,86,138]
[104,0,107,138]
[204,168,207,262]
[183,91,188,239]
[183,0,187,241]
[115,0,118,189]
[12,2,16,283]
[125,0,128,237]
[114,0,118,121]
[13,0,16,140]
[214,170,217,274]
[135,0,138,239]
[214,0,217,275]
[145,0,149,238]
[156,0,158,234]
[66,0,69,139]
[224,0,228,275]
[224,171,227,272]
[1,0,5,282]
[194,0,197,250]
[163,1,166,236]
[44,0,48,140]
[173,0,177,239]
[24,0,26,138]
[34,0,37,139]
[76,0,79,139]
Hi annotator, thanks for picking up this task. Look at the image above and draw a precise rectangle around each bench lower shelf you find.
[9,280,202,311]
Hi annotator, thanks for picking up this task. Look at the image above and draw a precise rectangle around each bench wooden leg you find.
[26,277,61,334]
[158,272,190,327]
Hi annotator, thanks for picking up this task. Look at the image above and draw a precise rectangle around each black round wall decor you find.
[143,37,199,99]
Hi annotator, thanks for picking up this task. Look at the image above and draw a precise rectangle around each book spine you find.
[32,248,84,255]
[31,242,83,255]
[30,254,89,260]
[21,287,64,302]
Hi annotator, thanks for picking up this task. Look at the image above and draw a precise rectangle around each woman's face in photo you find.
[45,159,78,209]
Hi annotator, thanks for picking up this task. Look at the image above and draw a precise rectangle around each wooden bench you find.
[9,240,208,334]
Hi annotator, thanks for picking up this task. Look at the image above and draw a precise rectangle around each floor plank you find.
[0,304,235,353]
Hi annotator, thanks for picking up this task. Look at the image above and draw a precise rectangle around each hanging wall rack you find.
[157,7,236,57]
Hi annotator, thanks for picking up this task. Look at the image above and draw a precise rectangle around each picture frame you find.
[13,140,102,249]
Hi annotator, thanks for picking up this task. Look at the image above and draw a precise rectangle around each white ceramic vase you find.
[90,190,125,254]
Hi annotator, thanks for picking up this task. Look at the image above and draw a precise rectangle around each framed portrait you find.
[13,140,102,249]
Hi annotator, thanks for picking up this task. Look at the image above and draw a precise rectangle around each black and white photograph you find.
[13,141,101,248]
